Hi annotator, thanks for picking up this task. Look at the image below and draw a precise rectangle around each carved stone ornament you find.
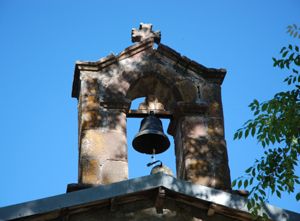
[131,23,161,44]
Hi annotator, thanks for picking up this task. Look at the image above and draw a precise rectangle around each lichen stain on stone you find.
[81,158,100,184]
[176,80,197,102]
[185,158,223,188]
[81,110,101,129]
[101,161,128,184]
[86,96,100,108]
[81,129,127,161]
[183,117,208,139]
[208,101,222,117]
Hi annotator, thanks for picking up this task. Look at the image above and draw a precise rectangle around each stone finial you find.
[131,23,161,44]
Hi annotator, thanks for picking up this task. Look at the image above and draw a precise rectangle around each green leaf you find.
[233,132,239,140]
[247,202,251,210]
[262,103,268,111]
[288,53,294,60]
[245,167,252,173]
[250,177,254,185]
[265,138,270,146]
[282,51,289,57]
[259,189,266,196]
[232,180,237,187]
[280,47,286,53]
[276,190,281,198]
[295,46,299,52]
[244,180,249,188]
[296,193,300,201]
[238,180,242,188]
[245,129,249,138]
[288,44,293,50]
[252,168,256,177]
[238,131,243,139]
[251,127,256,137]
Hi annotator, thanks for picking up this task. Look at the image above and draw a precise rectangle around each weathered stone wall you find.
[74,35,231,189]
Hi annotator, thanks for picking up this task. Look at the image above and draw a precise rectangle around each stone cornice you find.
[76,38,155,72]
[156,44,226,84]
[72,39,155,98]
[72,40,227,99]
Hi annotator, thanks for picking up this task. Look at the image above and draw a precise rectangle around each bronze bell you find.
[132,114,170,154]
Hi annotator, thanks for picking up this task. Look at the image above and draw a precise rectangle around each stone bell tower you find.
[2,23,299,221]
[71,23,231,190]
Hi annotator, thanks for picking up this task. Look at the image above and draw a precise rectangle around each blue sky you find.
[0,0,299,213]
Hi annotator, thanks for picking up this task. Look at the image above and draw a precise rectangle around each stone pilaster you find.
[77,77,129,185]
[170,101,231,190]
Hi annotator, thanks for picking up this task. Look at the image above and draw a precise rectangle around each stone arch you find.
[125,73,182,111]
[102,56,201,112]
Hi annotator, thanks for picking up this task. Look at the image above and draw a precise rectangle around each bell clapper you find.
[147,160,163,168]
[147,148,156,167]
[147,148,162,168]
[152,148,156,162]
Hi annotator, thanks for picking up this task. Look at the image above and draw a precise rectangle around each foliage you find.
[287,24,300,39]
[232,27,300,219]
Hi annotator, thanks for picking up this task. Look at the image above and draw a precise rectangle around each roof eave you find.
[0,173,298,221]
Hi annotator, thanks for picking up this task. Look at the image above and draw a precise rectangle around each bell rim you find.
[132,130,170,154]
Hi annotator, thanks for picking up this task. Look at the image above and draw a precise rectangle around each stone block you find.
[180,137,231,190]
[80,110,126,132]
[208,101,223,118]
[207,117,225,138]
[81,78,99,96]
[79,129,128,184]
[181,116,208,139]
[101,160,128,184]
[80,157,101,184]
[201,83,223,118]
[81,129,127,162]
[81,110,101,129]
[175,80,197,103]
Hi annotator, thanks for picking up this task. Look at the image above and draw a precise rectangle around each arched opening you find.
[125,74,183,111]
[127,97,176,178]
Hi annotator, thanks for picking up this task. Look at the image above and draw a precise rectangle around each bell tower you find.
[70,23,231,191]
